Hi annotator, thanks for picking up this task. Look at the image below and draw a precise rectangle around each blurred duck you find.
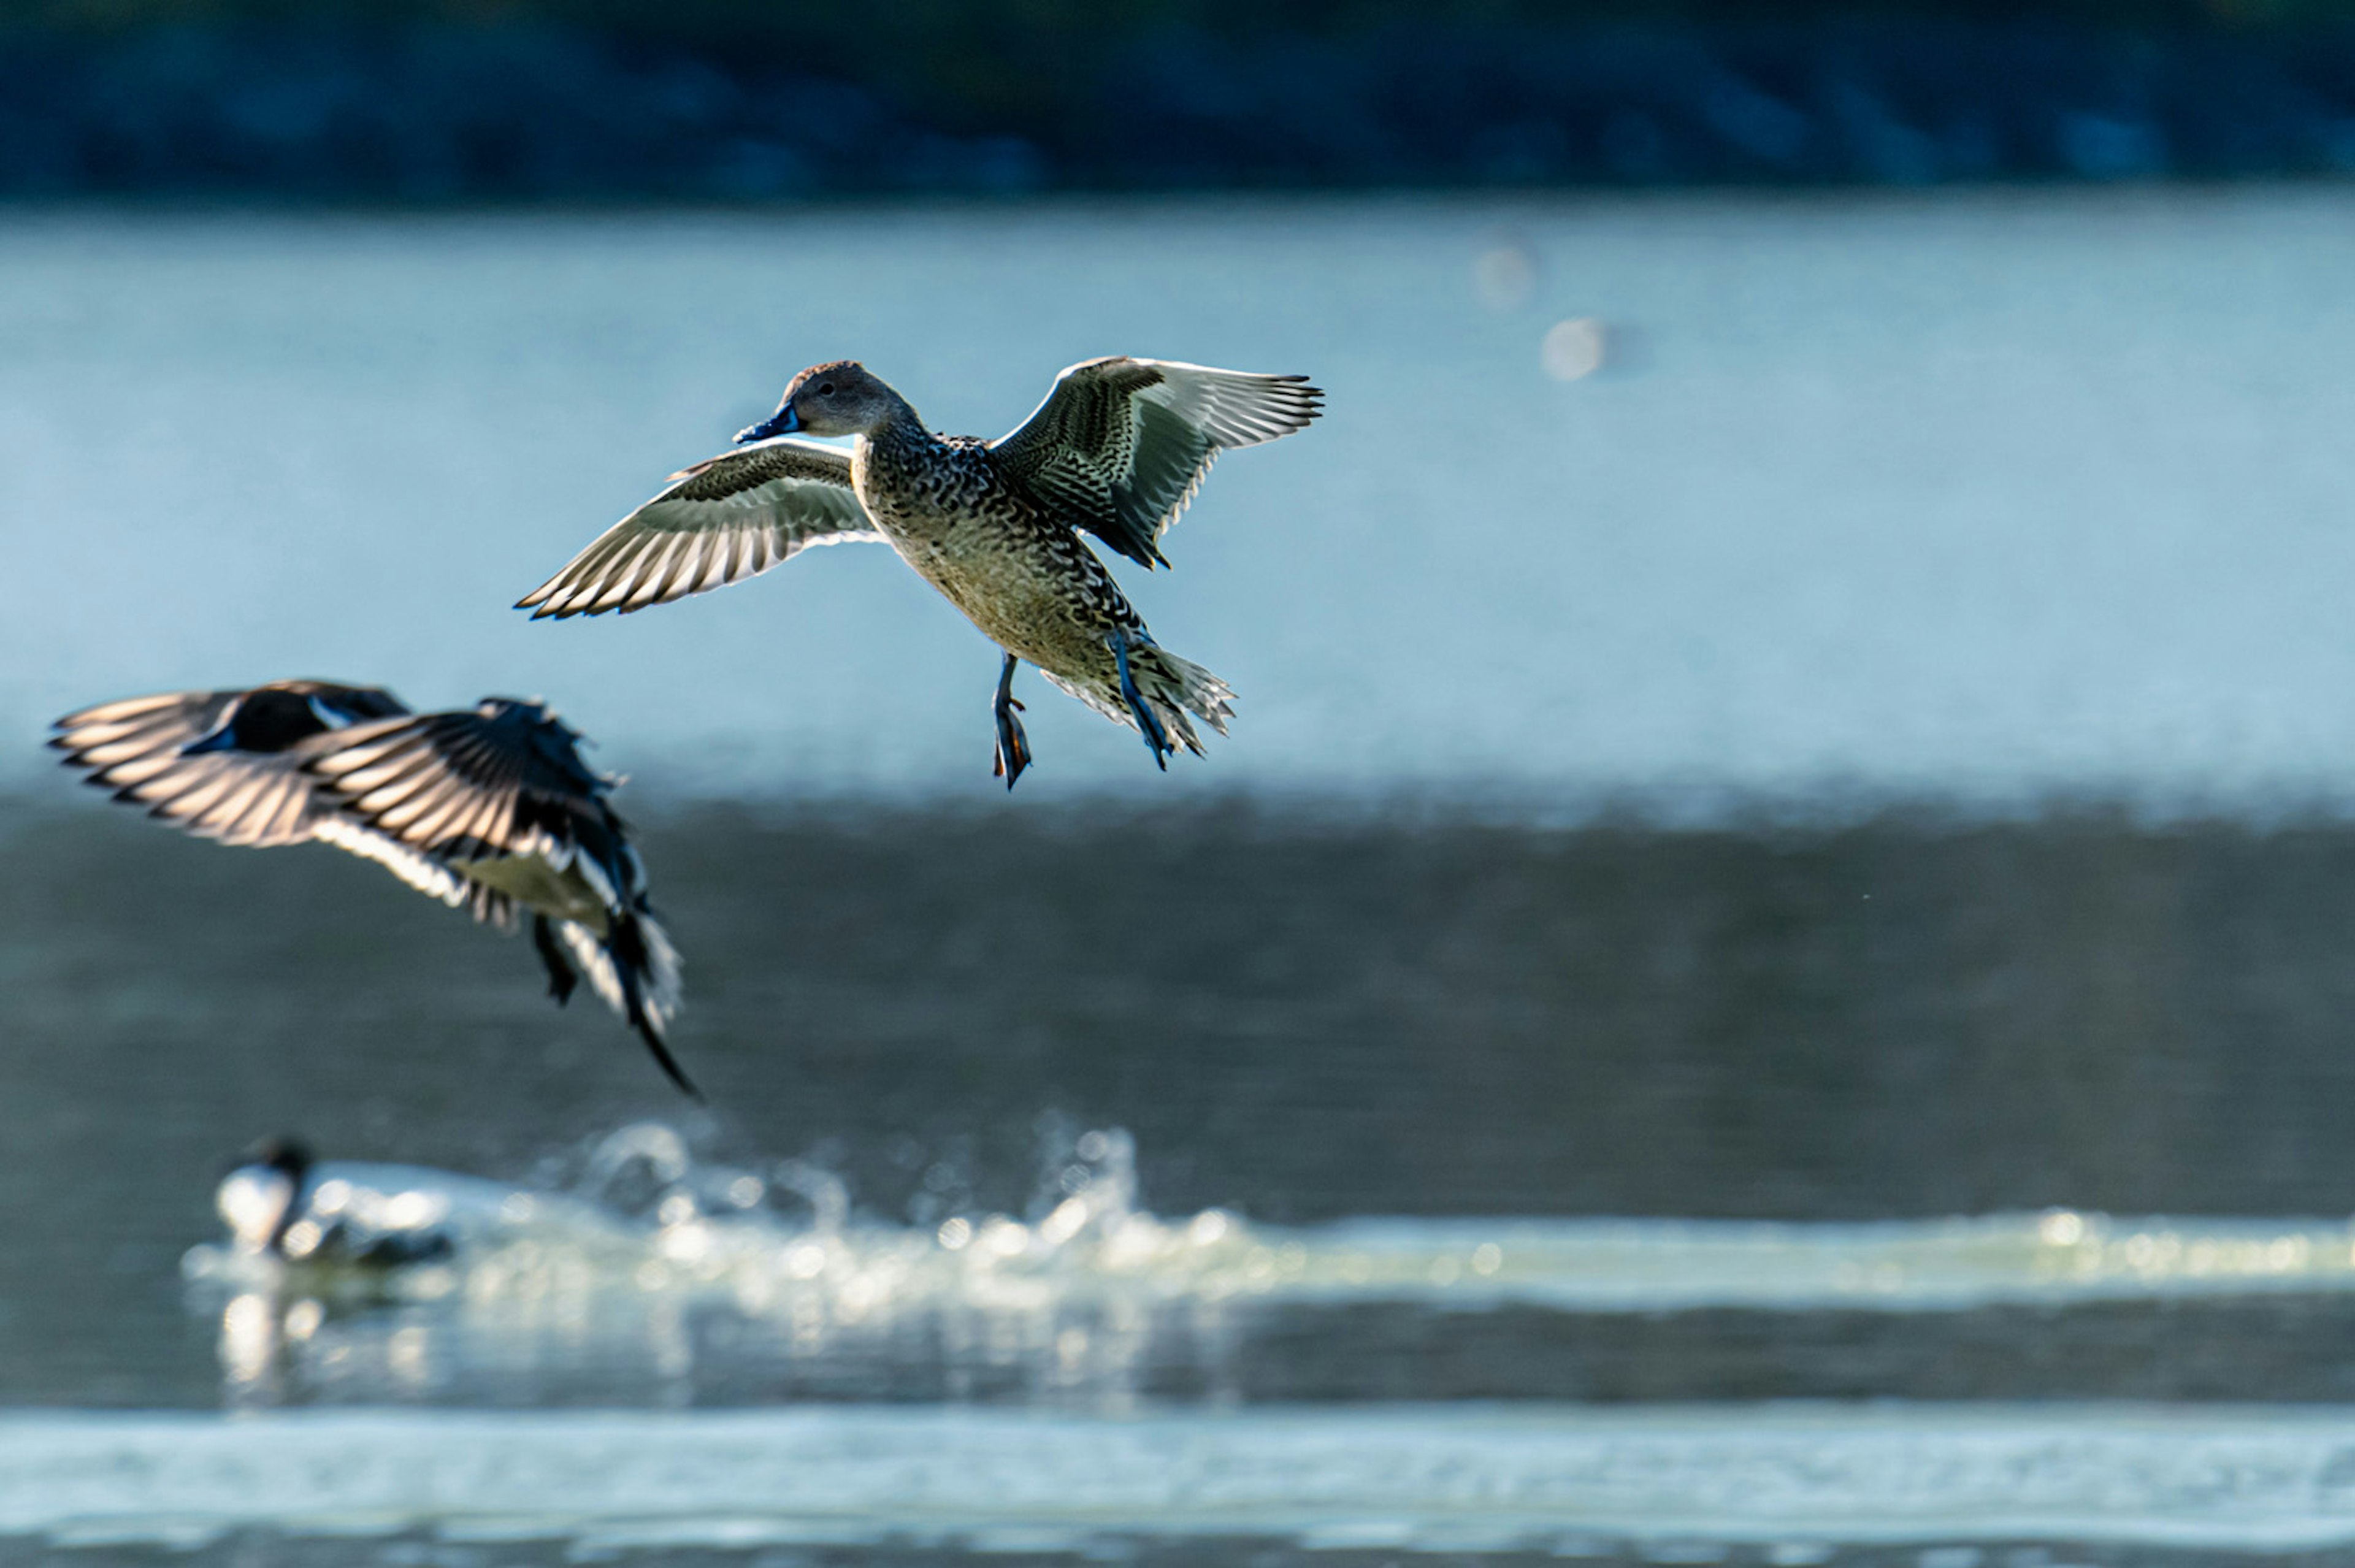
[217,1138,456,1268]
[50,680,694,1095]
[518,358,1322,788]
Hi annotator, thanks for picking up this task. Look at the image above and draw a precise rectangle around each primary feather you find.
[518,438,878,619]
[990,358,1324,568]
[50,681,407,848]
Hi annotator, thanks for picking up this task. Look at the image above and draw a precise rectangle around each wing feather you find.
[307,700,694,1088]
[48,682,405,849]
[518,438,880,619]
[52,683,691,1089]
[309,705,595,866]
[311,816,475,908]
[989,357,1322,568]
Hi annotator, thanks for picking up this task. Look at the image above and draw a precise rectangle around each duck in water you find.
[216,1138,458,1268]
[517,358,1322,788]
[50,680,693,1095]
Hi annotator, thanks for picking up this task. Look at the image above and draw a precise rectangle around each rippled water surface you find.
[20,801,2355,1557]
[14,192,2355,1561]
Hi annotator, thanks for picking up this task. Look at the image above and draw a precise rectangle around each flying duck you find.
[516,358,1322,788]
[49,680,694,1095]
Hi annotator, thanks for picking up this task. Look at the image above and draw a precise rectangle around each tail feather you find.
[554,909,695,1098]
[1043,640,1233,757]
[532,913,580,1005]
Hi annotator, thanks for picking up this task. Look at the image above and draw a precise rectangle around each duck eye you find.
[817,382,837,397]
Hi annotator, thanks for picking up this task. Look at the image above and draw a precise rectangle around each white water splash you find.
[179,1123,2355,1406]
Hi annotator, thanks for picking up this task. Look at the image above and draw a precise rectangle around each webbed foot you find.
[992,652,1033,790]
[1108,626,1171,771]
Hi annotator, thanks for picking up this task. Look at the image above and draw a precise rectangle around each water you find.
[31,1405,2355,1555]
[60,1117,2355,1557]
[161,1126,2355,1414]
[6,191,2355,808]
[15,191,2355,1560]
[22,797,2355,1554]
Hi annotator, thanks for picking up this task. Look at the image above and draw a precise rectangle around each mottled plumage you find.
[518,356,1322,785]
[50,681,693,1095]
[991,356,1324,570]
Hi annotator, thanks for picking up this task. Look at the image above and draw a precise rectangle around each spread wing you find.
[989,357,1323,569]
[304,700,616,873]
[48,683,405,848]
[517,438,879,619]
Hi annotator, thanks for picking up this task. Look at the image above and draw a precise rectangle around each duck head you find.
[737,361,900,442]
[184,683,403,757]
[218,1136,314,1256]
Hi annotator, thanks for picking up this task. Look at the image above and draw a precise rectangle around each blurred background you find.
[13,0,2355,1562]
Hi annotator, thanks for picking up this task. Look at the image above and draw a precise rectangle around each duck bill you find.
[735,405,802,443]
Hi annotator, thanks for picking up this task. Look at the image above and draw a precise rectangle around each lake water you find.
[12,191,2355,1562]
[7,190,2355,809]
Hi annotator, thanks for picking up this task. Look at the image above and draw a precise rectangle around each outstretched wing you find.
[48,682,405,848]
[989,357,1323,569]
[304,700,615,871]
[517,438,879,619]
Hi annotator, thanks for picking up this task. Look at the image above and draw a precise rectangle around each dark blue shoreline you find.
[7,17,2355,199]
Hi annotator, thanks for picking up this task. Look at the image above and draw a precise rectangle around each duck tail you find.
[554,909,695,1097]
[1043,639,1235,757]
[1132,642,1233,757]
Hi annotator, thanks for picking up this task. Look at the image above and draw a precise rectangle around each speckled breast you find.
[854,435,1122,672]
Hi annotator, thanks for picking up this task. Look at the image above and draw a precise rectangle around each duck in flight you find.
[516,357,1322,788]
[49,679,694,1095]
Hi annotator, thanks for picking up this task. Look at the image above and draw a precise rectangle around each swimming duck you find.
[217,1138,458,1268]
[50,680,694,1095]
[516,358,1322,788]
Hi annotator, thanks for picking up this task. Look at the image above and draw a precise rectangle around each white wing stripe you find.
[556,920,629,1017]
[313,817,472,908]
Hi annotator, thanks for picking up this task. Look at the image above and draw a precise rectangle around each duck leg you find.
[532,914,579,1006]
[992,652,1032,790]
[1107,625,1171,770]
